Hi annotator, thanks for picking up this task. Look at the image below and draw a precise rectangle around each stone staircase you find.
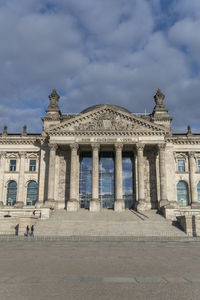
[34,209,187,237]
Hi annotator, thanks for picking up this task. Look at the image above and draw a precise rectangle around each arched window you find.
[26,181,38,206]
[7,181,17,206]
[198,182,200,203]
[177,181,189,206]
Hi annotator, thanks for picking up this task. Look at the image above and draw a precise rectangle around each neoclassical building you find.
[0,89,200,218]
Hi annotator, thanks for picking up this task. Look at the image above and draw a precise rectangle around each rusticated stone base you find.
[191,203,200,209]
[67,200,79,212]
[136,200,151,211]
[114,200,125,212]
[90,199,100,212]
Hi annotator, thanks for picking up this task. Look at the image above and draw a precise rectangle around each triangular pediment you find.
[48,105,168,136]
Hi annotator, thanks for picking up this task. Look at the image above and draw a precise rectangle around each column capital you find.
[136,143,145,151]
[48,143,58,151]
[157,143,166,151]
[70,143,79,151]
[115,143,123,151]
[91,143,100,151]
[19,151,27,158]
[0,151,7,158]
[188,151,195,158]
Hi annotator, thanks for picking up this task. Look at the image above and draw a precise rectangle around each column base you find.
[158,199,170,209]
[44,200,56,209]
[136,199,151,211]
[191,203,200,209]
[35,202,44,208]
[14,201,24,208]
[114,199,125,212]
[67,199,79,212]
[90,199,100,212]
[0,201,4,208]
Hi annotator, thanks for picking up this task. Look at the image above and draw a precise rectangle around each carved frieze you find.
[48,107,167,137]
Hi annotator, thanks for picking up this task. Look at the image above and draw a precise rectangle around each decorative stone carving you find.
[136,143,145,151]
[2,125,7,136]
[47,89,60,111]
[48,106,168,137]
[91,143,100,151]
[48,143,58,151]
[154,88,165,107]
[157,143,166,151]
[22,125,27,136]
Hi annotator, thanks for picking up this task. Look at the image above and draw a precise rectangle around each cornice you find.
[0,136,44,145]
[49,130,166,137]
[166,137,200,145]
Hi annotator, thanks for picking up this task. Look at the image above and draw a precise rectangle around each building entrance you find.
[79,151,134,210]
[99,152,115,209]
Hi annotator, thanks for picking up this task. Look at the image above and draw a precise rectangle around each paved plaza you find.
[0,239,200,300]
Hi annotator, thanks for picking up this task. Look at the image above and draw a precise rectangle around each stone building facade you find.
[0,89,200,219]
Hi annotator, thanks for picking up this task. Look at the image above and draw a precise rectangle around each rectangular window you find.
[10,160,16,172]
[29,160,36,172]
[178,160,185,172]
[198,160,200,172]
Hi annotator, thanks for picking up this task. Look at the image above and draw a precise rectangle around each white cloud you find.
[0,0,199,133]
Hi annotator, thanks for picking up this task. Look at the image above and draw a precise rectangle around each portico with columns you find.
[0,88,200,220]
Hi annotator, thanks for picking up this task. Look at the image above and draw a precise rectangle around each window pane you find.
[178,160,185,172]
[177,181,188,206]
[10,160,16,171]
[26,181,38,206]
[198,160,200,172]
[7,181,17,205]
[29,160,36,171]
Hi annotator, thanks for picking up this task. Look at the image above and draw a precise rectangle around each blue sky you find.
[0,0,200,133]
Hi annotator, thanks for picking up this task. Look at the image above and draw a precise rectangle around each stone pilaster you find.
[67,143,79,211]
[15,152,26,208]
[136,143,147,211]
[0,152,6,206]
[114,143,125,212]
[158,144,169,208]
[46,143,58,207]
[189,152,199,208]
[90,143,100,212]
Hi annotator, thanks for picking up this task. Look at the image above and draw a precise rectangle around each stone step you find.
[34,209,186,237]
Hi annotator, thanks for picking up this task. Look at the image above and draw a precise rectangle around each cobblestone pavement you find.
[0,240,200,300]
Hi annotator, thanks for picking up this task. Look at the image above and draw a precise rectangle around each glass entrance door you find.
[122,152,134,209]
[99,152,115,209]
[79,152,92,209]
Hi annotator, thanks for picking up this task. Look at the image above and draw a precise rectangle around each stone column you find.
[47,143,57,206]
[16,152,26,208]
[67,143,79,211]
[136,143,146,211]
[37,147,46,207]
[0,152,6,206]
[114,143,125,212]
[158,143,169,208]
[90,143,100,212]
[189,152,199,208]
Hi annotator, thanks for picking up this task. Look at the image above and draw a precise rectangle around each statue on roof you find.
[47,89,60,110]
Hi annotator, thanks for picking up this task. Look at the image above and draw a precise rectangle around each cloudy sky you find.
[0,0,199,133]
